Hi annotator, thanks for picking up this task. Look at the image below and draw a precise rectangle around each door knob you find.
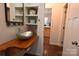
[72,41,78,46]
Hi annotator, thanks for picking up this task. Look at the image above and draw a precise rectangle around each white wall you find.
[46,3,65,46]
[63,3,79,56]
[0,4,26,45]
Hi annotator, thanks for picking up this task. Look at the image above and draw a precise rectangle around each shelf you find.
[25,16,38,24]
[10,20,23,22]
[15,14,23,16]
[14,3,23,7]
[15,16,23,22]
[25,14,38,16]
[25,23,37,25]
[25,7,38,15]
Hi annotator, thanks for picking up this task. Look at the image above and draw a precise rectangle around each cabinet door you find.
[10,3,23,21]
[24,3,40,7]
[10,3,15,21]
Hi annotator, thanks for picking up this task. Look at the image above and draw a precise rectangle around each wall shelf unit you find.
[25,23,38,25]
[24,5,39,32]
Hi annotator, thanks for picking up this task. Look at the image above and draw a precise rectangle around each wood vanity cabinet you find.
[0,33,37,56]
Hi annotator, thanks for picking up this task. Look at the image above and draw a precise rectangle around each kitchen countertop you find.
[0,33,37,52]
[44,26,50,28]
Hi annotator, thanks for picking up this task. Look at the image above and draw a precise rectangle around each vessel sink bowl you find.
[17,31,33,40]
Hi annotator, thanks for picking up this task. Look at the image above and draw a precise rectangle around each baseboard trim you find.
[49,42,61,47]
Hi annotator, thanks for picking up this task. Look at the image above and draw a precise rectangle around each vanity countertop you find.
[0,33,37,52]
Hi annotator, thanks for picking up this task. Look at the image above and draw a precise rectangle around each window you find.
[44,17,49,26]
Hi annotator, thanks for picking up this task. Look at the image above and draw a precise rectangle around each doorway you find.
[44,8,51,38]
[43,8,63,56]
[43,8,52,55]
[61,3,68,46]
[43,3,68,56]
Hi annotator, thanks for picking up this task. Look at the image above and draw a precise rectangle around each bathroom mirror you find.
[4,3,24,26]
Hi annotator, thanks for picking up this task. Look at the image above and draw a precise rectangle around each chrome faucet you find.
[17,27,21,34]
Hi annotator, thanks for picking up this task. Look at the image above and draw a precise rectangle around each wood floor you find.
[43,37,63,56]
